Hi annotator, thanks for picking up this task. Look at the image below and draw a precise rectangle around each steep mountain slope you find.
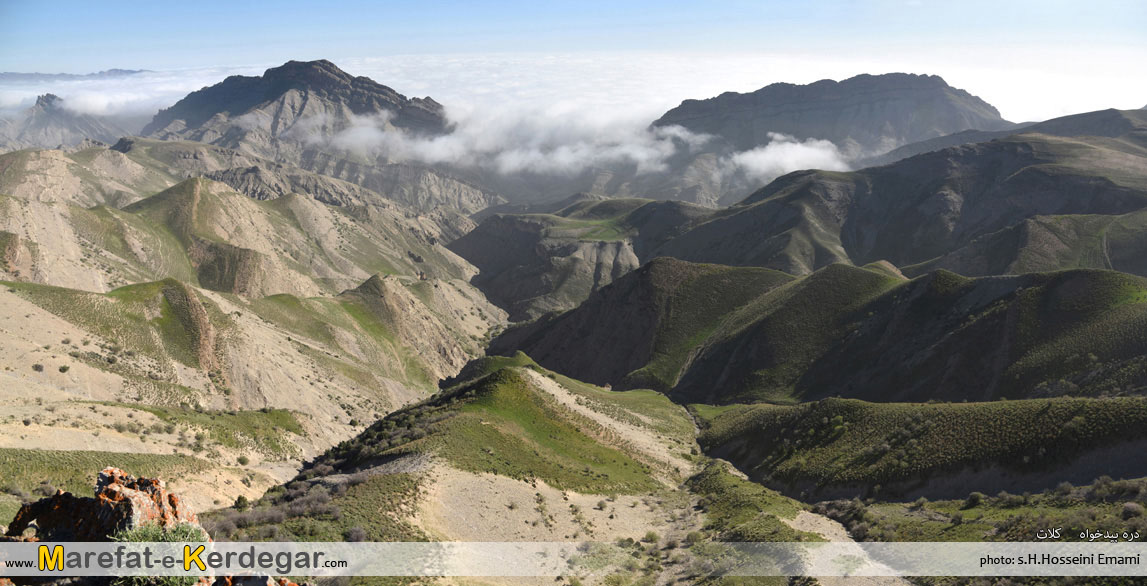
[141,59,501,213]
[0,94,129,151]
[653,73,1013,155]
[449,197,710,319]
[657,123,1147,275]
[0,176,476,294]
[494,259,1147,404]
[490,258,796,389]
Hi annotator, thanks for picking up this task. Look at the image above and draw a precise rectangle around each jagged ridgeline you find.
[493,258,1147,404]
[653,73,1015,155]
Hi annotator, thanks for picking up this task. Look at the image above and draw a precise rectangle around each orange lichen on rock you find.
[3,467,202,542]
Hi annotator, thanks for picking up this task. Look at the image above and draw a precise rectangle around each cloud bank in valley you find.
[0,66,266,118]
[0,54,854,185]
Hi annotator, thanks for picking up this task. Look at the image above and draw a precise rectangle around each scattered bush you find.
[344,526,367,542]
[964,492,986,509]
[1123,503,1144,520]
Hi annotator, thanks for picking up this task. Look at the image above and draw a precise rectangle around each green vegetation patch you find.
[205,472,425,544]
[107,403,303,458]
[687,461,817,543]
[319,363,662,494]
[819,476,1147,544]
[697,397,1147,494]
[0,448,211,501]
[2,279,223,368]
[437,368,661,493]
[624,263,796,392]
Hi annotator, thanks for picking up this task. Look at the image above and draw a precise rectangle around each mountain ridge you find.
[653,72,1014,155]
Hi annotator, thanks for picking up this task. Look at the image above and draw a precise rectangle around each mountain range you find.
[6,58,1147,580]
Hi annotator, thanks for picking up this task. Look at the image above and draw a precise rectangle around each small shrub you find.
[58,365,69,373]
[237,455,249,466]
[964,492,986,509]
[32,364,43,372]
[234,495,250,511]
[642,530,660,543]
[111,523,208,586]
[1124,503,1144,520]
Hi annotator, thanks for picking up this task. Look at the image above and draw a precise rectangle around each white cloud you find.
[298,108,713,176]
[724,133,850,185]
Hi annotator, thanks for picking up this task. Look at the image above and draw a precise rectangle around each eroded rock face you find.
[2,467,201,542]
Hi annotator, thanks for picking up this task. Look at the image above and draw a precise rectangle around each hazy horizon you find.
[1,0,1145,125]
[2,0,1144,186]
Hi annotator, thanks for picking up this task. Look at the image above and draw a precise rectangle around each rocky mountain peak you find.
[143,59,448,138]
[33,93,63,110]
[653,72,1013,155]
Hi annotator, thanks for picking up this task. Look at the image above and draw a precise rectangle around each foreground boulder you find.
[3,467,201,542]
[1,469,304,586]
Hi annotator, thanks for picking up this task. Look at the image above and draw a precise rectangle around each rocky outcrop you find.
[2,469,306,586]
[3,467,201,542]
[0,94,129,151]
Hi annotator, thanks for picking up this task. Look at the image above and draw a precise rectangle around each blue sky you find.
[1,0,1143,72]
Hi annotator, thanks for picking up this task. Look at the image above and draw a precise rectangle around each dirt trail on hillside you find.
[416,463,700,543]
[783,511,912,585]
[521,369,692,478]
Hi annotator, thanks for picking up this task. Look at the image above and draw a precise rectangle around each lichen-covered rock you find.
[3,467,202,542]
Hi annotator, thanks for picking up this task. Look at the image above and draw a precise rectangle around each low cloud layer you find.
[0,54,865,182]
[296,110,718,177]
[0,65,265,118]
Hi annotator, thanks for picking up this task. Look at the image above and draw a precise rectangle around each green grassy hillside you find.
[492,258,797,391]
[697,396,1147,499]
[818,474,1147,546]
[496,259,1147,405]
